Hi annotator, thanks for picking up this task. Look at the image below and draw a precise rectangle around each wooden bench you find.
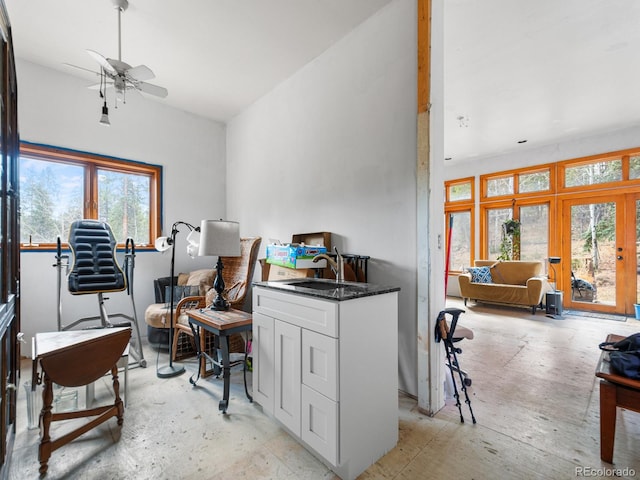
[595,333,640,463]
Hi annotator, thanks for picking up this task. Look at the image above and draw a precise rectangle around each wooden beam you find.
[417,0,430,113]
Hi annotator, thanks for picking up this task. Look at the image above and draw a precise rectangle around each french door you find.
[561,193,640,315]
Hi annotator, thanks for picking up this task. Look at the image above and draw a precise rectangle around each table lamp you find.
[198,220,240,310]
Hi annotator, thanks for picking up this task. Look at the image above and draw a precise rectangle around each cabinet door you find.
[252,312,275,414]
[302,329,338,401]
[274,320,301,435]
[301,385,338,465]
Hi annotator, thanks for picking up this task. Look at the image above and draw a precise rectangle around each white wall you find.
[226,0,419,394]
[17,59,227,356]
[444,124,640,181]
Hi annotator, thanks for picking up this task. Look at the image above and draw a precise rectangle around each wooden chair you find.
[171,237,262,373]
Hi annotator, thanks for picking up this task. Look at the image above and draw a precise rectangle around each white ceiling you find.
[445,0,640,162]
[5,0,393,121]
[6,0,640,163]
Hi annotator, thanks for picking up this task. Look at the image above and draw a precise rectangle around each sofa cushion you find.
[475,260,543,285]
[144,303,171,329]
[467,266,493,283]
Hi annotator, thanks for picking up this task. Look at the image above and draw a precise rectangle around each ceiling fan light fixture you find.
[99,101,110,126]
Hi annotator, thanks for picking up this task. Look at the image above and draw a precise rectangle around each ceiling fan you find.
[66,0,168,114]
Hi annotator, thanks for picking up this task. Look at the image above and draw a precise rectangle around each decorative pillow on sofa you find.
[467,266,493,283]
[186,268,216,296]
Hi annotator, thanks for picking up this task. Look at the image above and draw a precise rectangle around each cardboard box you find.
[267,264,317,281]
[266,244,327,269]
[291,232,331,250]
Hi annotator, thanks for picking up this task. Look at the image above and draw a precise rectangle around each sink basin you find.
[293,281,368,291]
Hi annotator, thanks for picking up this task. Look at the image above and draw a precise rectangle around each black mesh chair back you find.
[67,219,126,295]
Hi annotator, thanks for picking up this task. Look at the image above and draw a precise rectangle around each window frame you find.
[445,205,475,273]
[19,142,162,250]
[557,150,640,193]
[481,164,555,202]
[445,176,474,203]
[445,177,475,272]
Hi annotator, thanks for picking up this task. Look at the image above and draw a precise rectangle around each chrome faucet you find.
[312,247,344,283]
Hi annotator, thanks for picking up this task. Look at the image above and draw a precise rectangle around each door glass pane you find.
[570,202,616,305]
[487,208,512,259]
[97,169,151,244]
[448,211,471,270]
[519,204,548,262]
[19,158,84,244]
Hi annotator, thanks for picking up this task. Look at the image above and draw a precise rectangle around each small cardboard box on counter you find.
[264,263,317,281]
[266,244,327,269]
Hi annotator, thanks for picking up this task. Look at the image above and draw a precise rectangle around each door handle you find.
[617,255,623,260]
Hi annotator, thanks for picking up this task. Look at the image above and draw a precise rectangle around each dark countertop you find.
[253,278,400,301]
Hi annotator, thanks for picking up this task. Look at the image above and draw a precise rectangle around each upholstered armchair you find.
[144,268,216,347]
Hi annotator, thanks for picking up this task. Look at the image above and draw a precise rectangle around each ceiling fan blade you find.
[126,65,155,82]
[87,49,117,75]
[138,82,168,98]
[63,63,101,77]
[87,82,115,90]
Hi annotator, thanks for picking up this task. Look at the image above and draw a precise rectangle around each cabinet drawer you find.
[301,385,338,466]
[254,287,338,337]
[302,329,338,401]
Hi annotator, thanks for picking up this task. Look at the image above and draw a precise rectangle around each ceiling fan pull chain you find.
[117,5,122,62]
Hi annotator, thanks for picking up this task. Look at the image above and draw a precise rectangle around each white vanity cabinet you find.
[252,285,398,480]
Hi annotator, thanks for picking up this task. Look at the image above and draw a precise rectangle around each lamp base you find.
[211,294,230,311]
[211,257,230,311]
[157,363,185,378]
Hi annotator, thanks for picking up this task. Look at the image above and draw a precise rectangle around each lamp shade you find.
[186,229,200,258]
[198,220,240,257]
[155,236,172,252]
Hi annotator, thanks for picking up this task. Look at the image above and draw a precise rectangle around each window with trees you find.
[20,143,161,248]
[630,156,640,179]
[564,159,622,187]
[486,207,514,259]
[519,203,549,261]
[445,178,474,272]
[446,178,473,202]
[446,210,473,271]
[518,170,550,193]
[486,176,514,198]
[483,166,552,200]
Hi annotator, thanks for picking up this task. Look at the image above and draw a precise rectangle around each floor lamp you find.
[198,220,240,311]
[546,256,563,319]
[155,221,199,378]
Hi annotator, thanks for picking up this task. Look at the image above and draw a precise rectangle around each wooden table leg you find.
[600,379,617,463]
[111,365,124,425]
[38,372,54,476]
